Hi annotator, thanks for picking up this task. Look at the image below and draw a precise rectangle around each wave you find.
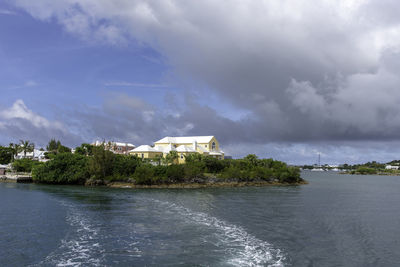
[31,201,104,267]
[149,198,285,267]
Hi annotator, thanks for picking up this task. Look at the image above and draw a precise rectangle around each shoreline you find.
[107,180,308,189]
[0,176,308,188]
[340,172,400,176]
[0,174,33,183]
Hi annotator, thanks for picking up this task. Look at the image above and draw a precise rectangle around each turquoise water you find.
[1,172,400,266]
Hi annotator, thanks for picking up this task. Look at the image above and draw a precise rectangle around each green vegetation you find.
[352,167,377,175]
[12,158,41,173]
[2,139,303,186]
[339,160,400,175]
[32,153,88,184]
[0,146,13,164]
[45,139,71,158]
[8,143,21,162]
[19,140,34,158]
[29,144,303,185]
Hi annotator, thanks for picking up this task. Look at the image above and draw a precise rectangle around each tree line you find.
[1,139,303,185]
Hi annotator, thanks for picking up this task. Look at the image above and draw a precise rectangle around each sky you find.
[1,0,400,165]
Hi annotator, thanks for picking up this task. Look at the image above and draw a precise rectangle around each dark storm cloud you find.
[10,0,400,160]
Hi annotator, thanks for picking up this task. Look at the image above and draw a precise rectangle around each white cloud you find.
[104,81,169,88]
[0,9,17,15]
[0,100,81,147]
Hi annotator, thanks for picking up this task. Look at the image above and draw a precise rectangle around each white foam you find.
[33,201,104,267]
[149,199,285,267]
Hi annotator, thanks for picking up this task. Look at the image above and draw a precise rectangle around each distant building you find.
[92,141,136,155]
[16,149,47,161]
[130,136,224,164]
[385,165,399,170]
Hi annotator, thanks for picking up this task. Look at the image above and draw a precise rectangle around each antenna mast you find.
[318,153,321,167]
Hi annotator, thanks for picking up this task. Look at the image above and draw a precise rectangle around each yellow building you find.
[129,145,163,160]
[129,136,224,163]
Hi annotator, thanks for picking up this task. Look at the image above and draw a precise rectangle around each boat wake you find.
[31,201,104,267]
[149,198,285,267]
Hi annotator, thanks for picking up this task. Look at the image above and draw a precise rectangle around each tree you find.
[19,140,34,158]
[244,154,259,167]
[88,145,115,179]
[0,146,13,164]
[46,139,71,155]
[154,154,163,166]
[75,143,94,156]
[32,153,89,184]
[58,145,71,153]
[46,139,60,153]
[12,158,39,173]
[8,143,21,162]
[166,151,179,164]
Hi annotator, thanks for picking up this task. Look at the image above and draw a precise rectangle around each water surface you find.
[1,172,399,266]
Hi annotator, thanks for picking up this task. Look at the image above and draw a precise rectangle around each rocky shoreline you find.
[107,180,308,189]
[1,173,308,188]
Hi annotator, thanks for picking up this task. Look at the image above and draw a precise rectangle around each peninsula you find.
[0,137,305,188]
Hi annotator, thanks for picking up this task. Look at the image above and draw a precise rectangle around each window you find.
[212,142,216,150]
[205,145,207,148]
[180,153,184,159]
[141,153,144,159]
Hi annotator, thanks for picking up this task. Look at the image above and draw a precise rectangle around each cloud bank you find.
[0,100,82,147]
[6,0,400,162]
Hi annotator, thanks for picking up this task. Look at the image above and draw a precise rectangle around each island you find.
[0,140,305,187]
[339,161,400,175]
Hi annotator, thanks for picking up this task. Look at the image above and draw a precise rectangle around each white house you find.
[16,149,47,161]
[385,165,399,170]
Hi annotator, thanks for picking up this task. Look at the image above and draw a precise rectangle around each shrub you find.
[112,154,141,179]
[184,161,205,179]
[133,164,155,185]
[203,156,224,173]
[32,153,89,184]
[356,167,377,175]
[88,146,114,179]
[166,164,185,182]
[12,159,39,173]
[250,166,273,181]
[0,146,13,164]
[218,165,246,181]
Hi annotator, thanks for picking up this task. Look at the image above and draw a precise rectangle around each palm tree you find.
[8,143,21,161]
[19,140,35,158]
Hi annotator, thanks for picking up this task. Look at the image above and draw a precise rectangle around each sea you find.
[1,171,399,266]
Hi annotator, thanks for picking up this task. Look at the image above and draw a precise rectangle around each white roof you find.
[93,141,135,147]
[209,151,224,156]
[155,144,176,154]
[114,142,135,147]
[154,136,214,144]
[131,145,160,153]
[176,145,197,153]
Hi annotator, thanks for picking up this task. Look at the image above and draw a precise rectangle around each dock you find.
[0,174,33,183]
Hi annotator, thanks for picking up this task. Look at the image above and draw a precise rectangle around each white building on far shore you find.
[16,149,47,161]
[385,165,399,170]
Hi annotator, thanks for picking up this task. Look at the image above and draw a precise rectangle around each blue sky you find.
[1,1,400,165]
[0,6,170,115]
